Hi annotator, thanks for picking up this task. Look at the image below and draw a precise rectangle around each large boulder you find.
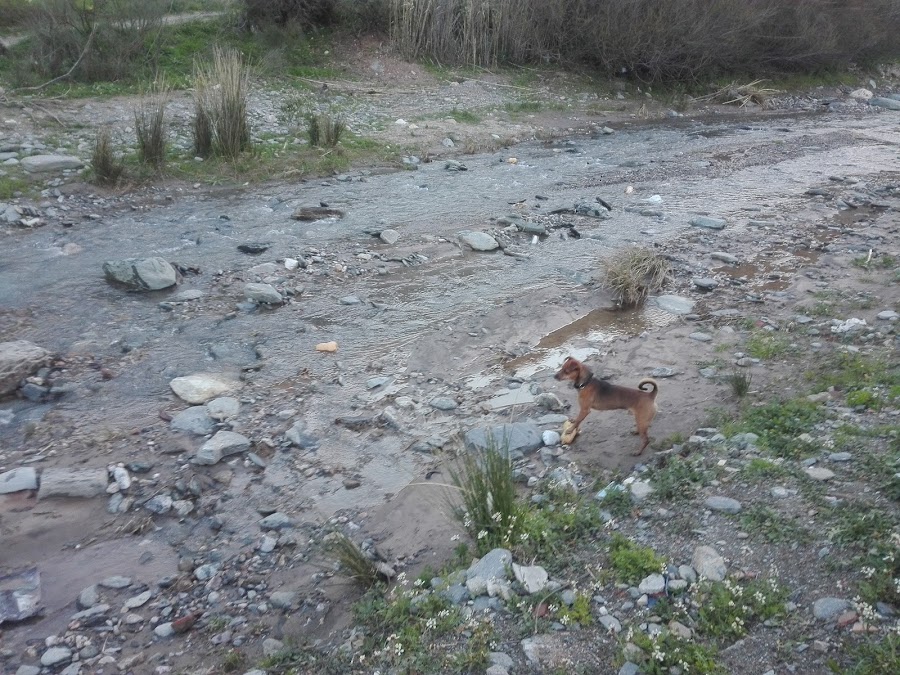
[464,423,543,458]
[0,340,51,397]
[103,258,177,291]
[21,155,83,173]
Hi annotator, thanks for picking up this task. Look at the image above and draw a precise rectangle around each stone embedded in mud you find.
[0,340,52,397]
[169,374,237,404]
[103,257,177,291]
[379,229,400,244]
[638,573,666,595]
[170,406,217,436]
[40,646,72,667]
[244,282,283,305]
[458,231,500,252]
[0,467,38,494]
[430,396,458,411]
[876,310,899,321]
[22,155,83,173]
[464,423,543,458]
[813,597,851,620]
[691,545,726,582]
[77,585,99,609]
[259,512,294,531]
[870,97,900,110]
[689,216,726,230]
[652,295,694,315]
[692,277,719,291]
[805,466,835,481]
[193,430,250,465]
[144,494,173,514]
[38,468,108,500]
[206,396,240,421]
[704,496,743,514]
[710,251,739,264]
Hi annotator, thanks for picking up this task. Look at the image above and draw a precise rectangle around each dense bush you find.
[241,0,338,29]
[15,0,168,84]
[388,0,900,82]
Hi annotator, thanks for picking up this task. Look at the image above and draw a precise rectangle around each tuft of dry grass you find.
[307,114,346,148]
[327,533,383,588]
[134,77,170,168]
[726,368,753,398]
[91,127,125,186]
[601,247,670,309]
[192,48,251,159]
[700,80,781,108]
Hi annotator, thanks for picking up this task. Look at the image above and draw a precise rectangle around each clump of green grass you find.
[447,441,520,555]
[745,331,790,360]
[742,458,790,480]
[134,78,170,168]
[739,504,808,543]
[307,113,346,148]
[835,633,900,675]
[647,455,709,501]
[725,368,753,398]
[608,532,665,584]
[626,630,725,674]
[735,398,830,458]
[601,247,670,309]
[447,107,481,123]
[91,127,125,186]
[327,533,384,588]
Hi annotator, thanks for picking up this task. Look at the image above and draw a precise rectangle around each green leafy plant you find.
[608,533,665,585]
[735,398,830,458]
[647,455,709,501]
[697,576,788,641]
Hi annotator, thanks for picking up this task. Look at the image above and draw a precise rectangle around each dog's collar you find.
[573,376,591,390]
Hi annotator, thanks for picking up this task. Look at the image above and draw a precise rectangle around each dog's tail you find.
[637,378,659,396]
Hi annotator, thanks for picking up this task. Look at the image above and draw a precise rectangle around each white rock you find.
[0,467,38,494]
[169,374,237,404]
[512,563,550,594]
[0,340,51,396]
[38,468,108,499]
[692,545,726,582]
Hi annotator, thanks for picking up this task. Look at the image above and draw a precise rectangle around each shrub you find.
[241,0,337,29]
[307,114,345,148]
[327,532,383,588]
[18,0,167,84]
[601,247,669,309]
[91,127,125,186]
[134,78,170,168]
[726,368,753,398]
[192,48,252,159]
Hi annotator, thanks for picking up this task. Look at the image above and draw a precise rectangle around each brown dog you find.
[554,356,659,454]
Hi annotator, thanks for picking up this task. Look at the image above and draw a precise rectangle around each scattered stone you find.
[170,406,217,435]
[618,663,640,675]
[38,468,108,499]
[263,638,285,657]
[0,340,52,396]
[260,512,294,530]
[366,376,391,389]
[99,576,132,589]
[340,295,362,305]
[15,667,41,675]
[445,160,467,171]
[430,397,458,411]
[813,597,850,620]
[103,257,177,291]
[466,548,512,596]
[704,496,743,514]
[316,341,338,352]
[343,478,361,490]
[689,332,713,342]
[629,480,653,502]
[244,283,283,305]
[237,242,271,254]
[771,486,789,499]
[22,155,83,173]
[154,622,175,638]
[805,466,835,481]
[849,88,873,100]
[710,252,739,264]
[638,573,666,595]
[170,374,237,404]
[40,646,72,667]
[829,452,852,462]
[464,423,543,457]
[690,216,726,230]
[270,591,297,609]
[649,367,676,378]
[876,310,898,321]
[123,590,152,610]
[653,295,695,315]
[542,430,561,446]
[379,229,400,244]
[692,546,726,582]
[599,614,622,633]
[206,396,240,421]
[870,97,900,110]
[0,467,38,494]
[77,585,99,609]
[692,277,719,290]
[513,563,549,594]
[458,231,500,252]
[193,430,250,465]
[144,494,173,514]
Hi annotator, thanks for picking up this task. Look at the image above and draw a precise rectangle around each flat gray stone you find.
[71,604,110,621]
[154,622,175,638]
[692,277,719,290]
[169,289,205,302]
[0,467,38,494]
[15,666,41,675]
[467,548,512,585]
[170,374,237,404]
[512,563,549,594]
[263,638,285,657]
[379,229,400,245]
[206,396,240,421]
[170,406,216,435]
[689,332,713,342]
[876,310,898,321]
[618,663,640,675]
[339,295,362,305]
[692,545,726,582]
[38,468,108,499]
[77,585,99,609]
[22,154,83,173]
[99,576,132,589]
[638,573,666,595]
[269,590,297,609]
[870,97,900,110]
[193,431,250,465]
[829,452,852,462]
[813,597,850,620]
[704,496,743,514]
[40,646,72,667]
[653,295,695,315]
[0,340,52,397]
[103,257,177,291]
[630,480,653,502]
[805,466,835,481]
[430,397,458,411]
[690,216,726,230]
[459,231,499,251]
[259,512,294,530]
[244,283,283,304]
[144,494,173,514]
[464,423,542,458]
[710,252,739,264]
[599,614,622,633]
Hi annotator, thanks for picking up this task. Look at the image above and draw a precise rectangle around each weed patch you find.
[734,399,830,458]
[646,455,709,501]
[739,505,808,543]
[697,577,789,641]
[626,630,725,674]
[745,331,791,360]
[91,127,125,186]
[833,633,900,675]
[608,533,665,584]
[601,247,670,309]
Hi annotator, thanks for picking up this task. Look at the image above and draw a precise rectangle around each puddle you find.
[714,249,822,292]
[507,306,676,379]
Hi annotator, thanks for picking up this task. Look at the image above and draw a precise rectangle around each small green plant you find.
[608,533,665,585]
[447,442,521,555]
[597,485,633,518]
[735,398,830,458]
[307,114,346,148]
[725,368,753,398]
[221,649,245,672]
[556,591,594,627]
[207,616,228,632]
[739,504,808,543]
[327,533,383,588]
[647,455,708,501]
[827,503,893,549]
[602,247,670,309]
[742,458,790,480]
[447,107,481,123]
[91,127,125,186]
[626,629,725,674]
[134,77,170,168]
[745,331,790,360]
[697,576,789,641]
[833,633,900,675]
[847,388,879,409]
[852,254,897,270]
